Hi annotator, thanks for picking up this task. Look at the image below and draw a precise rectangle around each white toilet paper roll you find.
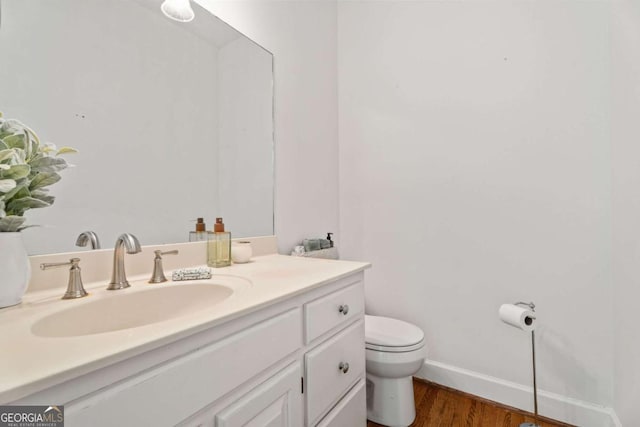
[499,304,536,332]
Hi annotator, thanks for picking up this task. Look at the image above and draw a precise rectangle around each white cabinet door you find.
[215,362,303,427]
[316,380,366,427]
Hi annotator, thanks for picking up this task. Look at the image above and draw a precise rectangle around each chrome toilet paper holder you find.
[513,301,539,427]
[514,301,537,326]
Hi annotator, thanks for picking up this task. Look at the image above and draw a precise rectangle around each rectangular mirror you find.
[0,0,274,255]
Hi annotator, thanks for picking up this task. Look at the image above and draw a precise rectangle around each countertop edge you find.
[0,257,370,403]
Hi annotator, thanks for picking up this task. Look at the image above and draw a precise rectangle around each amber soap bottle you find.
[189,217,208,242]
[207,217,231,267]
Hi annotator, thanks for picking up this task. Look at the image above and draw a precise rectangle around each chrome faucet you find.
[76,231,101,250]
[108,233,142,290]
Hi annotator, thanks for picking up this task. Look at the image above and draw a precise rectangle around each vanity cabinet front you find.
[316,380,366,427]
[65,309,303,426]
[11,271,366,427]
[304,282,364,343]
[305,320,365,425]
[178,361,303,427]
[214,362,303,427]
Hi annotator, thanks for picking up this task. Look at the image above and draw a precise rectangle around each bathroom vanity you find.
[0,2,371,425]
[0,239,370,427]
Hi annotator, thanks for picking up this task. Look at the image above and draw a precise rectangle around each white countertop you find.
[0,254,370,403]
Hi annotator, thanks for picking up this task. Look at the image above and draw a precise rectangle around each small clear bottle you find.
[189,218,208,242]
[207,217,231,267]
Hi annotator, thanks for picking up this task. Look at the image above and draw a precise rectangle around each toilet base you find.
[366,373,415,427]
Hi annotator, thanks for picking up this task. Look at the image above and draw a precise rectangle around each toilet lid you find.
[365,315,424,350]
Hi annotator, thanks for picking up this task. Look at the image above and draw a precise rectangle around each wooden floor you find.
[367,379,574,427]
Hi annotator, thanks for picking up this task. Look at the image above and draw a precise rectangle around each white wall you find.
[197,0,339,254]
[197,1,640,423]
[338,0,614,423]
[14,0,624,420]
[612,1,640,425]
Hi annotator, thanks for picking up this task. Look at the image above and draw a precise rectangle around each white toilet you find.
[365,315,426,427]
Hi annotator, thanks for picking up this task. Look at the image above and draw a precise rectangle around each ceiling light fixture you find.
[160,0,195,23]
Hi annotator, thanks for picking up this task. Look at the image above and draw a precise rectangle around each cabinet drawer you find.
[66,309,302,427]
[316,380,366,427]
[305,320,365,425]
[304,281,364,343]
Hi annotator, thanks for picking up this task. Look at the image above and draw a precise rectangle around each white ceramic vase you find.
[0,232,31,309]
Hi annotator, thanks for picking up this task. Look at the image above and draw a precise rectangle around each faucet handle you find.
[41,258,88,300]
[149,250,179,283]
[156,250,179,257]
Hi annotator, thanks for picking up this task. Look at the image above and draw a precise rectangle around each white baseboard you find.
[417,359,619,427]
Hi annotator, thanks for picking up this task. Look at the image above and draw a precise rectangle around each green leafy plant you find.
[0,113,76,232]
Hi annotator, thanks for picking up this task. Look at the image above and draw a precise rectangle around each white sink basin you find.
[31,282,239,338]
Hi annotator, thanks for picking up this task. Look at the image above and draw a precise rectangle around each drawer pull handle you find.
[338,362,350,374]
[338,304,349,315]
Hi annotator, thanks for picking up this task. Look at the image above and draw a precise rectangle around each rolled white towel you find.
[291,247,339,260]
[171,267,212,281]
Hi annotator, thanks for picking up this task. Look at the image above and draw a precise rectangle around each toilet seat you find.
[365,315,425,353]
[366,340,425,353]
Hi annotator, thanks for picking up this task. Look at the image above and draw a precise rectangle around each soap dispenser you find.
[207,217,231,267]
[189,218,207,242]
[326,232,334,247]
